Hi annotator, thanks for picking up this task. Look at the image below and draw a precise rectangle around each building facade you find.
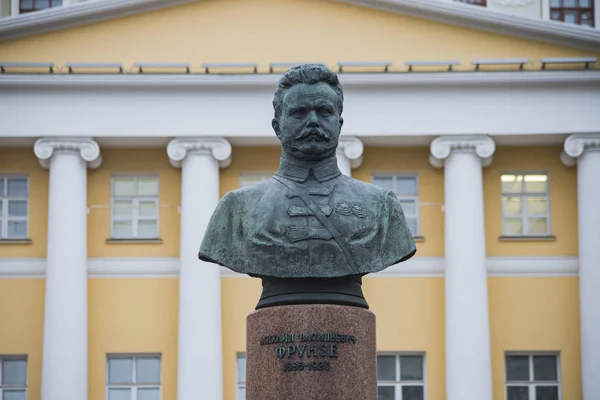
[0,0,600,400]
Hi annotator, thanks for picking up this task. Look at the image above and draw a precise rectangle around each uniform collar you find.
[276,156,341,183]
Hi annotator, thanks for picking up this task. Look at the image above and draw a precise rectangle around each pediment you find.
[0,0,598,68]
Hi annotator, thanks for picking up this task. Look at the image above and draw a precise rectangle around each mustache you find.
[294,128,331,140]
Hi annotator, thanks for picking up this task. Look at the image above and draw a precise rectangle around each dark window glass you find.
[536,386,559,400]
[377,356,396,381]
[400,356,424,381]
[534,356,558,381]
[507,386,529,400]
[506,356,530,381]
[377,386,395,400]
[402,386,424,400]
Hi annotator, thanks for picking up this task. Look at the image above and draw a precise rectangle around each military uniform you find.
[198,157,416,278]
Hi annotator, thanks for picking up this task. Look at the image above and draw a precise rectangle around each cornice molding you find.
[1,0,598,50]
[33,137,102,169]
[337,0,600,51]
[0,0,199,41]
[1,71,600,89]
[0,256,579,278]
[166,137,232,169]
[429,135,496,168]
[337,136,364,169]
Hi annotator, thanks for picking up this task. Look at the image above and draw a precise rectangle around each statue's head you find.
[272,64,344,162]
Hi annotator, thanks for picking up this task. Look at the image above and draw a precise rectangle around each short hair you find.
[272,64,344,120]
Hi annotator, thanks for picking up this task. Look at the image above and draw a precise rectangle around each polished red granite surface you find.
[247,304,377,400]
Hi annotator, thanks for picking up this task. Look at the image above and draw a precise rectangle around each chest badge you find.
[334,201,368,218]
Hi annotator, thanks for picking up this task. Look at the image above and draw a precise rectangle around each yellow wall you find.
[0,144,583,400]
[87,149,181,258]
[0,149,48,257]
[0,279,45,400]
[0,0,598,70]
[88,278,179,400]
[221,277,446,400]
[355,147,445,257]
[1,145,577,259]
[219,147,280,197]
[364,277,446,400]
[484,146,578,256]
[489,277,581,400]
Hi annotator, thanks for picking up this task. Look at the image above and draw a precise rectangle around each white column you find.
[34,138,101,400]
[167,137,232,400]
[336,136,363,176]
[430,135,495,400]
[562,133,600,400]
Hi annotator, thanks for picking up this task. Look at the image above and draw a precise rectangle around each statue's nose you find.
[307,111,320,126]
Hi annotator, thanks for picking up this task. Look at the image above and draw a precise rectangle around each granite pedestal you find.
[246,304,377,400]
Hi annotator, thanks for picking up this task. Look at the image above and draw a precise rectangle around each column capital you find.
[429,135,495,168]
[167,137,232,169]
[337,136,364,169]
[33,137,102,169]
[561,133,600,166]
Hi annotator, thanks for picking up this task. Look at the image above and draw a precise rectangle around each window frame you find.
[500,172,551,237]
[236,353,246,400]
[548,0,595,27]
[0,175,30,240]
[371,173,421,237]
[376,352,427,400]
[110,174,160,240]
[505,351,562,400]
[105,353,162,400]
[0,355,28,400]
[18,0,63,14]
[454,0,487,7]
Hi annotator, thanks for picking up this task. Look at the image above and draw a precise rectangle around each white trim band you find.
[0,256,580,278]
[2,71,600,88]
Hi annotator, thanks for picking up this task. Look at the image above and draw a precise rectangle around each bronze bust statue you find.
[199,64,416,309]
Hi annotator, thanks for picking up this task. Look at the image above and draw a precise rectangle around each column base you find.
[246,304,377,400]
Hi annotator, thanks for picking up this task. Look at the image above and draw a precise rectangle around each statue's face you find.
[273,82,343,162]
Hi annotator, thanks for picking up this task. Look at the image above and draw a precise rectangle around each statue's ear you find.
[272,118,281,138]
[339,117,344,129]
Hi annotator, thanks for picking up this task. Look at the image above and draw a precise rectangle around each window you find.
[236,353,246,400]
[0,176,29,240]
[0,356,27,400]
[372,175,419,236]
[377,354,425,400]
[505,353,560,400]
[454,0,486,6]
[239,174,271,189]
[111,176,159,239]
[106,354,161,400]
[501,174,550,236]
[550,0,595,27]
[19,0,62,14]
[1,0,11,18]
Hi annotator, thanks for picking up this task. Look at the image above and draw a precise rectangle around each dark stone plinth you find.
[246,304,377,400]
[255,275,369,309]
